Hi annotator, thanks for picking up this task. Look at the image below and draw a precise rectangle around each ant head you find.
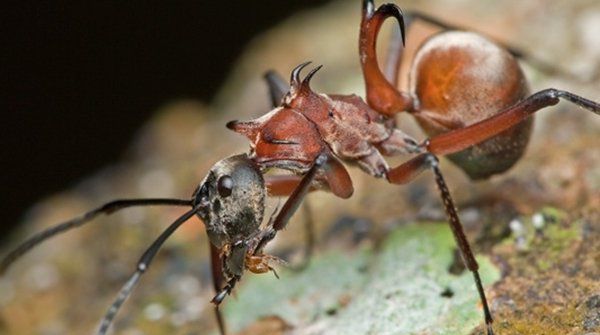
[193,154,266,250]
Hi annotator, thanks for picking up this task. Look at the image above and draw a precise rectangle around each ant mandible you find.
[1,1,599,335]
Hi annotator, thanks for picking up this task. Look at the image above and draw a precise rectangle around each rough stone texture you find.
[1,1,599,335]
[225,224,500,335]
[474,207,600,335]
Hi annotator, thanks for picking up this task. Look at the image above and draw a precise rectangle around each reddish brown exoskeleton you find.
[1,1,599,335]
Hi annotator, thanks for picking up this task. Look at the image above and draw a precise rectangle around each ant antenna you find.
[97,206,200,335]
[0,198,192,275]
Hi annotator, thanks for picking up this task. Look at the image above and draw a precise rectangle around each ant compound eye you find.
[217,175,234,197]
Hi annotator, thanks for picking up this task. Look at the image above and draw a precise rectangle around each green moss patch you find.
[224,223,500,334]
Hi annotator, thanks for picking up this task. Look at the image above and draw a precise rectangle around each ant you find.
[1,1,599,334]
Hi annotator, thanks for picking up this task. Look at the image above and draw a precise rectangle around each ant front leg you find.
[264,155,353,200]
[255,153,353,254]
[262,159,352,197]
[387,154,495,335]
[266,175,317,271]
[257,155,352,274]
[254,154,328,257]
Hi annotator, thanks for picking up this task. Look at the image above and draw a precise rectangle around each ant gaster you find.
[2,1,599,335]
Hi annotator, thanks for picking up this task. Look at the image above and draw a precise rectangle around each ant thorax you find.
[228,65,421,178]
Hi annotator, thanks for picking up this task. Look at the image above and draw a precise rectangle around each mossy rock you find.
[224,223,500,334]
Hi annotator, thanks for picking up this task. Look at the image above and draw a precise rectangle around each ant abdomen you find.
[409,31,533,179]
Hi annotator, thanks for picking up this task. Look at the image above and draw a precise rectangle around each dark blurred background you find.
[1,1,331,242]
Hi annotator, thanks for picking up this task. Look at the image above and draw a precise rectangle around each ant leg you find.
[258,153,353,250]
[360,0,414,115]
[298,201,316,269]
[266,174,307,196]
[0,198,192,275]
[209,244,227,335]
[268,156,352,250]
[428,157,495,335]
[265,156,353,199]
[266,178,323,271]
[288,201,316,271]
[425,89,600,156]
[265,177,317,270]
[387,153,494,335]
[264,153,352,246]
[97,206,199,335]
[264,70,289,107]
[386,153,432,185]
[272,154,328,232]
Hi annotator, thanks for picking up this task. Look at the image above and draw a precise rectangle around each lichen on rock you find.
[225,223,501,335]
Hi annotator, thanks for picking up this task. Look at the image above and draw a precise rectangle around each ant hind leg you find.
[387,153,494,335]
[426,88,600,156]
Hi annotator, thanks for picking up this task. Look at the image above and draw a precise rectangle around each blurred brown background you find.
[1,1,330,244]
